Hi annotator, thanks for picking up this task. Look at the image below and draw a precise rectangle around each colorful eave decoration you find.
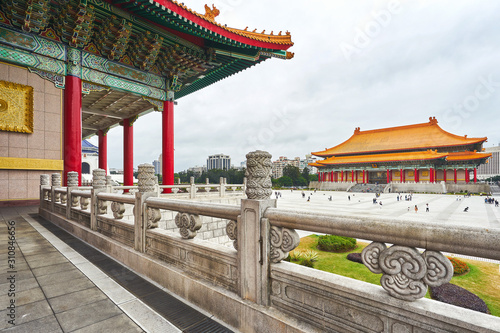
[0,0,294,100]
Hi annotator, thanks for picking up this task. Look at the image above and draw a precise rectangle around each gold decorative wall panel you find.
[0,157,63,170]
[0,80,34,133]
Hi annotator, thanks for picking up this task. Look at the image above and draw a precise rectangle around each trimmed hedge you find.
[430,283,489,314]
[318,235,356,253]
[447,257,470,276]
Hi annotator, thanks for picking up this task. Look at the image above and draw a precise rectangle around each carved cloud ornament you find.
[175,212,202,239]
[270,226,300,263]
[361,242,453,301]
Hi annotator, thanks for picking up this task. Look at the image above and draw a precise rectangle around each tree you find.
[309,174,318,182]
[302,167,310,180]
[278,175,293,187]
[283,165,301,182]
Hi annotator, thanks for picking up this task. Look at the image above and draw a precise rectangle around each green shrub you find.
[317,234,356,253]
[447,257,470,276]
[298,250,319,268]
[289,250,303,261]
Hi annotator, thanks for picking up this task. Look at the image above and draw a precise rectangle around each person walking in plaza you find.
[426,203,429,212]
[415,205,418,213]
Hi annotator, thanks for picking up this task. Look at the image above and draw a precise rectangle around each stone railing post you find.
[206,178,209,185]
[91,169,106,230]
[51,173,61,211]
[190,176,196,199]
[66,171,79,219]
[40,174,50,207]
[243,176,247,193]
[136,164,158,252]
[219,177,225,197]
[238,150,275,305]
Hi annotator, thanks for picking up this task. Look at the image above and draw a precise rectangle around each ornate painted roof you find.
[312,117,487,157]
[446,151,492,162]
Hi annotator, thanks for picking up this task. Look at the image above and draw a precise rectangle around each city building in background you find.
[477,146,500,180]
[272,155,318,178]
[207,154,231,171]
[152,159,161,175]
[188,166,207,176]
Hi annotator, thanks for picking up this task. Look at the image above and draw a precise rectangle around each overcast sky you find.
[88,0,500,172]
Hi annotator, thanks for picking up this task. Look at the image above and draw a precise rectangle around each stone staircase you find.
[348,183,386,193]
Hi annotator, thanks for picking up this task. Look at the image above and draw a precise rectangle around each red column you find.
[98,129,107,173]
[366,171,369,183]
[63,76,82,186]
[123,118,134,189]
[400,169,403,183]
[387,169,390,183]
[351,171,354,182]
[414,168,418,183]
[362,170,365,183]
[162,100,175,193]
[465,168,469,183]
[330,171,333,182]
[454,168,457,184]
[341,170,344,182]
[474,168,477,183]
[443,169,447,183]
[430,168,434,183]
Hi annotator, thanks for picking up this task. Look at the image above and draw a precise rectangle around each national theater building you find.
[311,117,492,190]
[0,1,293,205]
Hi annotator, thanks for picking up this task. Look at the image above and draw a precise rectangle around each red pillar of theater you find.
[414,169,418,183]
[63,76,82,186]
[330,171,334,182]
[400,169,403,183]
[454,168,457,184]
[430,168,434,183]
[123,118,133,190]
[362,170,365,183]
[465,168,469,183]
[98,129,107,173]
[386,169,390,183]
[474,168,477,183]
[351,171,354,182]
[341,170,344,182]
[162,101,175,193]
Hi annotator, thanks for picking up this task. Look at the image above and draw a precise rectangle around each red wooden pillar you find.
[341,170,344,182]
[386,169,390,183]
[366,171,369,183]
[351,170,354,182]
[474,168,477,183]
[362,170,365,183]
[414,168,418,183]
[123,118,134,189]
[162,100,175,193]
[454,168,457,184]
[465,168,469,183]
[63,76,82,186]
[443,169,447,183]
[400,169,403,183]
[98,129,107,173]
[430,168,434,183]
[330,171,333,182]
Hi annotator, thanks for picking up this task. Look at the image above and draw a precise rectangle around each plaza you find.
[278,190,500,229]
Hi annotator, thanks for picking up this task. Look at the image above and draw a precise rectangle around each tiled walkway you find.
[0,206,234,333]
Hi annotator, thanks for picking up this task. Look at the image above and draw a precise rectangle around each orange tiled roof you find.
[312,117,487,157]
[316,150,448,166]
[169,1,294,47]
[446,151,492,162]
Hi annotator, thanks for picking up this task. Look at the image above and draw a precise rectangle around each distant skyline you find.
[87,0,500,172]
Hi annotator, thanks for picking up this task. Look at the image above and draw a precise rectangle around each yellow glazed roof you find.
[312,117,487,157]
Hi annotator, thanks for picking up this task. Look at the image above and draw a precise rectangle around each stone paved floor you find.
[0,206,232,333]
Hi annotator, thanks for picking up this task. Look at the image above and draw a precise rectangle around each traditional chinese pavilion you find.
[311,117,491,185]
[0,1,293,204]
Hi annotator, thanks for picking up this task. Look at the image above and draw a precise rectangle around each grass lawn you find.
[292,235,500,317]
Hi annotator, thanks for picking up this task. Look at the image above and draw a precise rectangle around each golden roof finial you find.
[204,4,220,21]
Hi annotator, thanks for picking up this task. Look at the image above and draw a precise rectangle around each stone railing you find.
[38,153,500,333]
